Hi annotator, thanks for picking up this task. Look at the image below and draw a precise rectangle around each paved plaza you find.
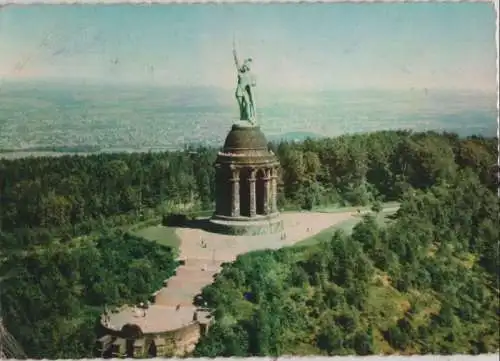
[154,211,355,307]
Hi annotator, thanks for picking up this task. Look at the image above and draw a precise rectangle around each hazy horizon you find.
[0,81,496,156]
[0,3,497,92]
[0,3,497,155]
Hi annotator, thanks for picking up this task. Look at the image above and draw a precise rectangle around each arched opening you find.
[120,323,143,358]
[121,324,143,339]
[256,168,266,215]
[224,167,233,216]
[239,168,251,217]
[214,166,223,215]
[216,166,233,216]
[126,339,134,358]
[147,340,157,357]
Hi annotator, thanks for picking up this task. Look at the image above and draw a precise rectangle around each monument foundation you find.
[209,123,283,236]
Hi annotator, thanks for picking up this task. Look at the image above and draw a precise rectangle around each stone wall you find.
[96,320,208,358]
[208,217,284,236]
[173,322,202,356]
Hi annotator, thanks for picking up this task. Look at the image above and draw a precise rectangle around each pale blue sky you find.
[0,3,497,91]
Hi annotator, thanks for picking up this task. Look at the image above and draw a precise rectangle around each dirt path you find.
[154,210,356,307]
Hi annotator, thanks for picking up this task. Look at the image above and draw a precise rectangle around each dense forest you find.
[0,130,497,358]
[194,173,499,356]
[0,231,177,358]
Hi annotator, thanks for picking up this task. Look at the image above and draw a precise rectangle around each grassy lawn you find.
[127,209,214,249]
[295,207,398,248]
[132,225,182,249]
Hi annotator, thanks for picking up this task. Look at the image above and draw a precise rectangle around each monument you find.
[208,44,283,235]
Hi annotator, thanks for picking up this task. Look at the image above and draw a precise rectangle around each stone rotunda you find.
[209,123,283,235]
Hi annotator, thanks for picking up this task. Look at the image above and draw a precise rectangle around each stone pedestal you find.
[210,123,282,236]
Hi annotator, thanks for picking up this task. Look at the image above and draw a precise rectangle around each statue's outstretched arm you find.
[232,40,240,70]
[233,50,241,70]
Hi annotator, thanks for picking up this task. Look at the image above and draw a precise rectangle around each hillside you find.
[0,130,497,358]
[194,174,499,356]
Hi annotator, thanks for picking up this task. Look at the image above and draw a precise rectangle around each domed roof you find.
[223,124,269,152]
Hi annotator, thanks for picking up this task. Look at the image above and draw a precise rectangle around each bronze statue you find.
[233,40,257,125]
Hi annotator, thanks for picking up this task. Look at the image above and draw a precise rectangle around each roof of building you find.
[101,305,200,335]
[223,124,269,152]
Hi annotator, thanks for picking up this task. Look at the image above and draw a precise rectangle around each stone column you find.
[249,168,257,217]
[271,167,278,213]
[230,168,240,217]
[262,168,271,215]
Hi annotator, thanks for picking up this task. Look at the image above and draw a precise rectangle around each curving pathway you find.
[154,210,359,307]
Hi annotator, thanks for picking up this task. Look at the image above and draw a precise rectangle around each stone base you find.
[208,213,283,236]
